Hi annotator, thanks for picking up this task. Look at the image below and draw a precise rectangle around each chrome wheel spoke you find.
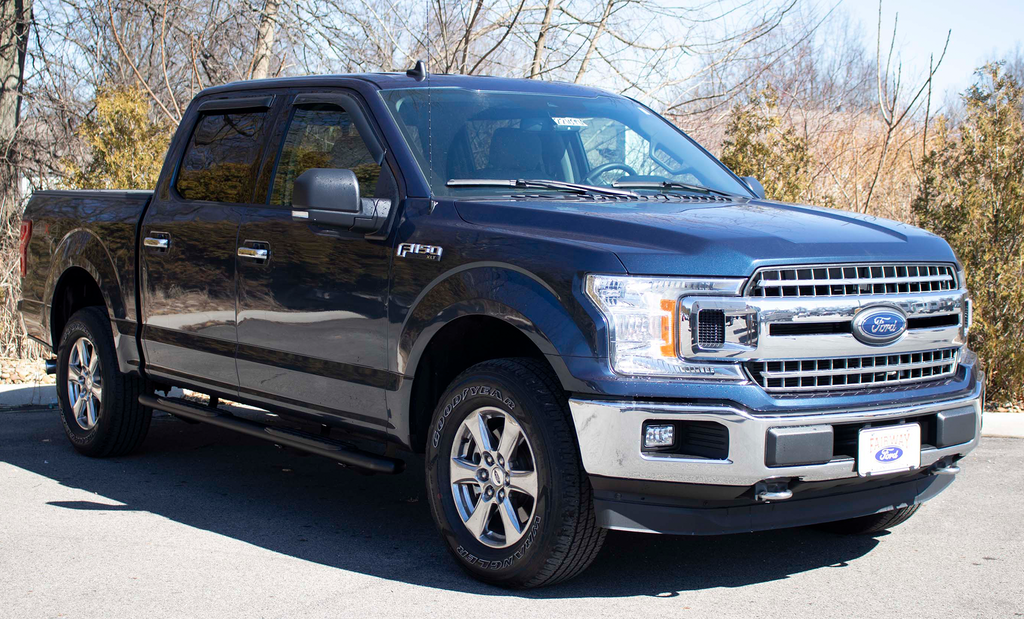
[450,457,479,485]
[72,393,86,416]
[463,500,492,538]
[497,417,521,460]
[86,345,98,373]
[498,497,526,545]
[68,365,83,382]
[76,339,88,370]
[509,469,538,499]
[466,411,493,453]
[85,396,97,427]
[91,385,103,401]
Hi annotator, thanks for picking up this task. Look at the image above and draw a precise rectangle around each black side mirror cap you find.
[741,176,766,199]
[292,168,385,232]
[293,168,361,213]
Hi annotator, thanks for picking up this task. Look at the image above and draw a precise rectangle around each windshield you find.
[379,88,751,198]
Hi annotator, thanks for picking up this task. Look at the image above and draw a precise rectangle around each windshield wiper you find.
[447,178,638,198]
[611,180,738,198]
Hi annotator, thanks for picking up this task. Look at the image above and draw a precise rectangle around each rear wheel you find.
[814,504,921,535]
[425,358,606,588]
[56,307,152,457]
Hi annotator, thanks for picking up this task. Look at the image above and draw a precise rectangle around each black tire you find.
[814,504,922,535]
[425,358,606,588]
[56,307,152,457]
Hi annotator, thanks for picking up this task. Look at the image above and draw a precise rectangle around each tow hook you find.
[755,480,793,502]
[931,458,961,476]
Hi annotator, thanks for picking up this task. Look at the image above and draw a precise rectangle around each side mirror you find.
[740,176,766,199]
[292,168,388,232]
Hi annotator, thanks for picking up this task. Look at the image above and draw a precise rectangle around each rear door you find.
[140,96,278,395]
[233,90,394,436]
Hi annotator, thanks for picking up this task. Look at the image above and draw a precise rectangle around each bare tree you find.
[862,0,948,212]
[1,0,32,209]
[250,0,281,80]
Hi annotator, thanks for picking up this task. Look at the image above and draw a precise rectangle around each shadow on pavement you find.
[1,408,880,598]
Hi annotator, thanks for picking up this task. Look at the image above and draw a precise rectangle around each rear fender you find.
[44,229,135,371]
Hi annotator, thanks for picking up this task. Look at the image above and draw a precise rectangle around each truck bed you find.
[20,189,152,351]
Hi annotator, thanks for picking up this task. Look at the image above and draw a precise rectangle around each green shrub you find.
[65,86,172,190]
[913,63,1024,404]
[720,88,811,203]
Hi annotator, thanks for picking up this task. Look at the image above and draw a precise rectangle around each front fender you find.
[398,264,601,388]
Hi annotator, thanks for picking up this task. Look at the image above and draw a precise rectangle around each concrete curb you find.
[0,383,58,408]
[982,412,1024,439]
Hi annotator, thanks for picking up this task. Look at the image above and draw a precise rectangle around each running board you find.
[138,395,404,474]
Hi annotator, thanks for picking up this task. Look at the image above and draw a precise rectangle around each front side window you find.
[177,111,267,203]
[270,105,381,205]
[380,88,750,199]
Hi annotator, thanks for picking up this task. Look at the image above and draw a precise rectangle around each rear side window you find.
[270,105,381,205]
[176,111,268,203]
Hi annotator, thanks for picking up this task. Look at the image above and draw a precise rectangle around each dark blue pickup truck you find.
[18,69,983,587]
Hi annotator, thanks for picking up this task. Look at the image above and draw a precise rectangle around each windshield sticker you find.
[553,117,587,127]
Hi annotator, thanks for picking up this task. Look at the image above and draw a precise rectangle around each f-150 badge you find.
[397,243,443,261]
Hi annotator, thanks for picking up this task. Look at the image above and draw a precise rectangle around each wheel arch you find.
[393,263,597,452]
[44,230,132,370]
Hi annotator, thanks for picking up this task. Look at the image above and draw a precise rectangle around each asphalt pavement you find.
[1,406,1021,618]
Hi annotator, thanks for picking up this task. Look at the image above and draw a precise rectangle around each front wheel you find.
[425,358,606,588]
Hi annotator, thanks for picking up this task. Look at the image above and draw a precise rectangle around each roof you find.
[199,72,617,98]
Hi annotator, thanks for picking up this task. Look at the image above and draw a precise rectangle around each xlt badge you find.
[397,242,443,261]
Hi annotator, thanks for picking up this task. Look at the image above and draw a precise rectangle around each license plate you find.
[857,423,921,476]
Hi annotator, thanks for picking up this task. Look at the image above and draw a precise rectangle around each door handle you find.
[237,247,270,260]
[143,237,170,250]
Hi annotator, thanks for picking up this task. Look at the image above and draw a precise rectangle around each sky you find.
[840,0,1024,103]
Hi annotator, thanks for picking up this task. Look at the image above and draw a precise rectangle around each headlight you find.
[585,274,745,376]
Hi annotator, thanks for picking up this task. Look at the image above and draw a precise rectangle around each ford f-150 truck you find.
[18,68,983,588]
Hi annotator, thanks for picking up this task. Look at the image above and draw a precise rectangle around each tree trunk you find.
[1,0,32,211]
[250,0,280,80]
[530,0,557,79]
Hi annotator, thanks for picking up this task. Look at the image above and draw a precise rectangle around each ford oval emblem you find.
[875,446,904,462]
[853,307,907,345]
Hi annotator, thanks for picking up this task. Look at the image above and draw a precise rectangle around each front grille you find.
[746,348,960,393]
[750,263,957,297]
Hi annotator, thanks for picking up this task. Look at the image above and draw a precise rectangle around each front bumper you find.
[569,380,982,488]
[569,375,982,534]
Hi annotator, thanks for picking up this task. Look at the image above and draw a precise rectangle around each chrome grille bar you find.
[749,263,957,297]
[746,348,959,393]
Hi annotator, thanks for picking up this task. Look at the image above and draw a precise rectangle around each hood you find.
[454,196,957,276]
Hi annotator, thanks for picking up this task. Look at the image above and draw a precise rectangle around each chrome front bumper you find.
[568,383,983,487]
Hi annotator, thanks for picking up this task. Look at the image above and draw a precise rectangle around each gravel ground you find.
[1,407,1021,619]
